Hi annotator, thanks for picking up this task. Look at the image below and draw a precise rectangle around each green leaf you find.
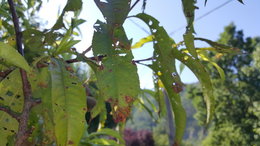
[179,62,185,75]
[172,50,215,123]
[94,0,130,27]
[64,0,83,11]
[198,52,225,82]
[181,0,196,33]
[183,31,197,58]
[131,35,154,49]
[0,42,31,72]
[0,69,24,112]
[0,111,18,146]
[88,138,123,146]
[52,0,83,30]
[96,55,140,107]
[0,69,21,145]
[88,128,125,144]
[195,37,241,54]
[134,13,186,144]
[49,58,86,146]
[29,68,56,144]
[92,20,114,56]
[113,26,132,50]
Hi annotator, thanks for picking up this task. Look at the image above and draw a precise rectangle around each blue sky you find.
[39,0,260,89]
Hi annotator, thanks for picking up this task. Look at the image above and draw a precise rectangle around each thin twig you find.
[82,45,92,55]
[130,0,140,12]
[0,105,20,120]
[133,57,154,63]
[0,69,13,78]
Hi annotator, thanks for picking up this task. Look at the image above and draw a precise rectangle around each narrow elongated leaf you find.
[195,37,241,54]
[88,138,123,146]
[88,128,125,144]
[198,52,225,82]
[183,31,197,58]
[181,0,196,33]
[172,49,214,123]
[134,13,186,144]
[29,68,56,144]
[131,35,154,49]
[49,58,86,146]
[0,42,31,72]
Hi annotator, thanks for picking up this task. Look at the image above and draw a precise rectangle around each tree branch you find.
[82,45,92,55]
[7,0,40,145]
[0,105,20,120]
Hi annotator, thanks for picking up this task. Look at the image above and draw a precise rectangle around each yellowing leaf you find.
[0,42,31,72]
[131,35,154,49]
[49,58,86,146]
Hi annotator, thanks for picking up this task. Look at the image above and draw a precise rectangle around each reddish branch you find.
[0,105,19,120]
[7,0,40,145]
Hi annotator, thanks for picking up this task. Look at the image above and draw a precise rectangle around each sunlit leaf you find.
[88,128,125,144]
[198,52,225,82]
[0,69,24,112]
[0,69,22,145]
[131,35,154,49]
[0,42,31,72]
[88,138,123,146]
[0,112,18,146]
[49,58,86,146]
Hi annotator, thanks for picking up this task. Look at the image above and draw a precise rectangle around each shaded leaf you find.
[96,55,140,107]
[92,20,114,56]
[0,42,31,72]
[94,0,130,27]
[64,0,82,11]
[49,58,86,146]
